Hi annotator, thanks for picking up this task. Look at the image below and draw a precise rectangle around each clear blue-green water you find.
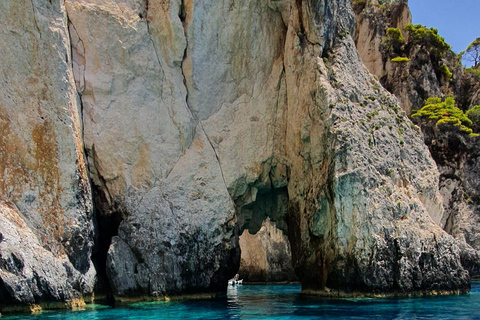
[5,282,480,319]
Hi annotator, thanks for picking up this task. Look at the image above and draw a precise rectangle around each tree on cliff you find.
[463,37,480,68]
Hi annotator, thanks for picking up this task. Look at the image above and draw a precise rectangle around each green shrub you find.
[466,105,480,122]
[386,28,405,43]
[404,24,451,57]
[466,68,480,77]
[466,105,480,132]
[391,57,410,62]
[352,0,367,11]
[439,65,453,80]
[382,28,405,55]
[411,97,476,135]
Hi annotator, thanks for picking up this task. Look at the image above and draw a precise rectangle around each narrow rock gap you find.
[66,14,121,304]
[176,0,230,192]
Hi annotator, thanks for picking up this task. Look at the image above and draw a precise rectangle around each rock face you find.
[353,0,411,80]
[418,124,480,277]
[0,0,476,310]
[239,219,297,282]
[352,0,455,114]
[66,0,239,296]
[284,15,468,293]
[0,0,95,311]
[352,0,480,279]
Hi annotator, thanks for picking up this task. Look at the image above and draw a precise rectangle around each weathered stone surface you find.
[352,0,480,279]
[0,201,95,308]
[1,0,476,308]
[353,0,411,81]
[417,124,480,277]
[65,0,239,297]
[283,0,468,294]
[239,218,297,282]
[352,0,454,114]
[0,0,95,308]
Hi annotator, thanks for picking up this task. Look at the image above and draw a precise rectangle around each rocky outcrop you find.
[353,0,411,80]
[419,125,480,266]
[352,0,480,279]
[65,0,239,297]
[352,0,456,114]
[239,218,297,282]
[0,0,476,310]
[0,0,95,312]
[285,21,468,294]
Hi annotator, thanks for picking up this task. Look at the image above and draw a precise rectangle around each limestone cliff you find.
[417,124,480,277]
[352,0,457,114]
[0,0,474,311]
[0,0,95,312]
[352,0,480,279]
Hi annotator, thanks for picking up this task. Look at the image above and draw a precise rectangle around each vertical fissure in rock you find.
[30,0,42,38]
[176,0,229,192]
[66,15,121,303]
[145,0,165,74]
[88,146,123,303]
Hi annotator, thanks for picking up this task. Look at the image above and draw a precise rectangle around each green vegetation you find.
[403,24,451,56]
[386,28,405,43]
[352,0,367,11]
[391,57,410,62]
[466,105,480,132]
[382,28,405,56]
[411,97,478,136]
[466,67,480,77]
[367,110,379,121]
[439,65,453,81]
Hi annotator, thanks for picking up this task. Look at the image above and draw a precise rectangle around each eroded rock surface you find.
[239,219,297,282]
[0,0,95,310]
[0,0,476,309]
[417,125,480,276]
[285,30,468,297]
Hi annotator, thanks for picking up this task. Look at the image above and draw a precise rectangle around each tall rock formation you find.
[352,0,480,279]
[0,0,475,311]
[353,0,411,80]
[0,0,95,312]
[66,0,239,297]
[416,124,480,278]
[352,0,457,114]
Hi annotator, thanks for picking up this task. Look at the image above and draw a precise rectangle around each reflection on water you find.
[3,282,480,319]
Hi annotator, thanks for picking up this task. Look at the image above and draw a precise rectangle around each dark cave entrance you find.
[234,186,298,283]
[90,184,124,304]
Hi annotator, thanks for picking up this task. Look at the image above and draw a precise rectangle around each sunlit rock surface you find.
[0,0,475,310]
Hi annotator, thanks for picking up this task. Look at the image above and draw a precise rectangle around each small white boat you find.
[228,274,243,285]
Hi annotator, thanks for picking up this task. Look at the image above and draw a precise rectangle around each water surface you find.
[4,282,480,319]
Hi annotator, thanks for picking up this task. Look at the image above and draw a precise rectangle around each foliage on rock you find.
[411,97,478,136]
[391,56,409,62]
[466,105,480,132]
[403,24,451,57]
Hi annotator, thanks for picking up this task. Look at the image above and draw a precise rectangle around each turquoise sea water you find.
[4,282,480,319]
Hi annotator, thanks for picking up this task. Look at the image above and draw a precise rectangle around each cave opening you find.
[90,184,123,304]
[234,186,297,283]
